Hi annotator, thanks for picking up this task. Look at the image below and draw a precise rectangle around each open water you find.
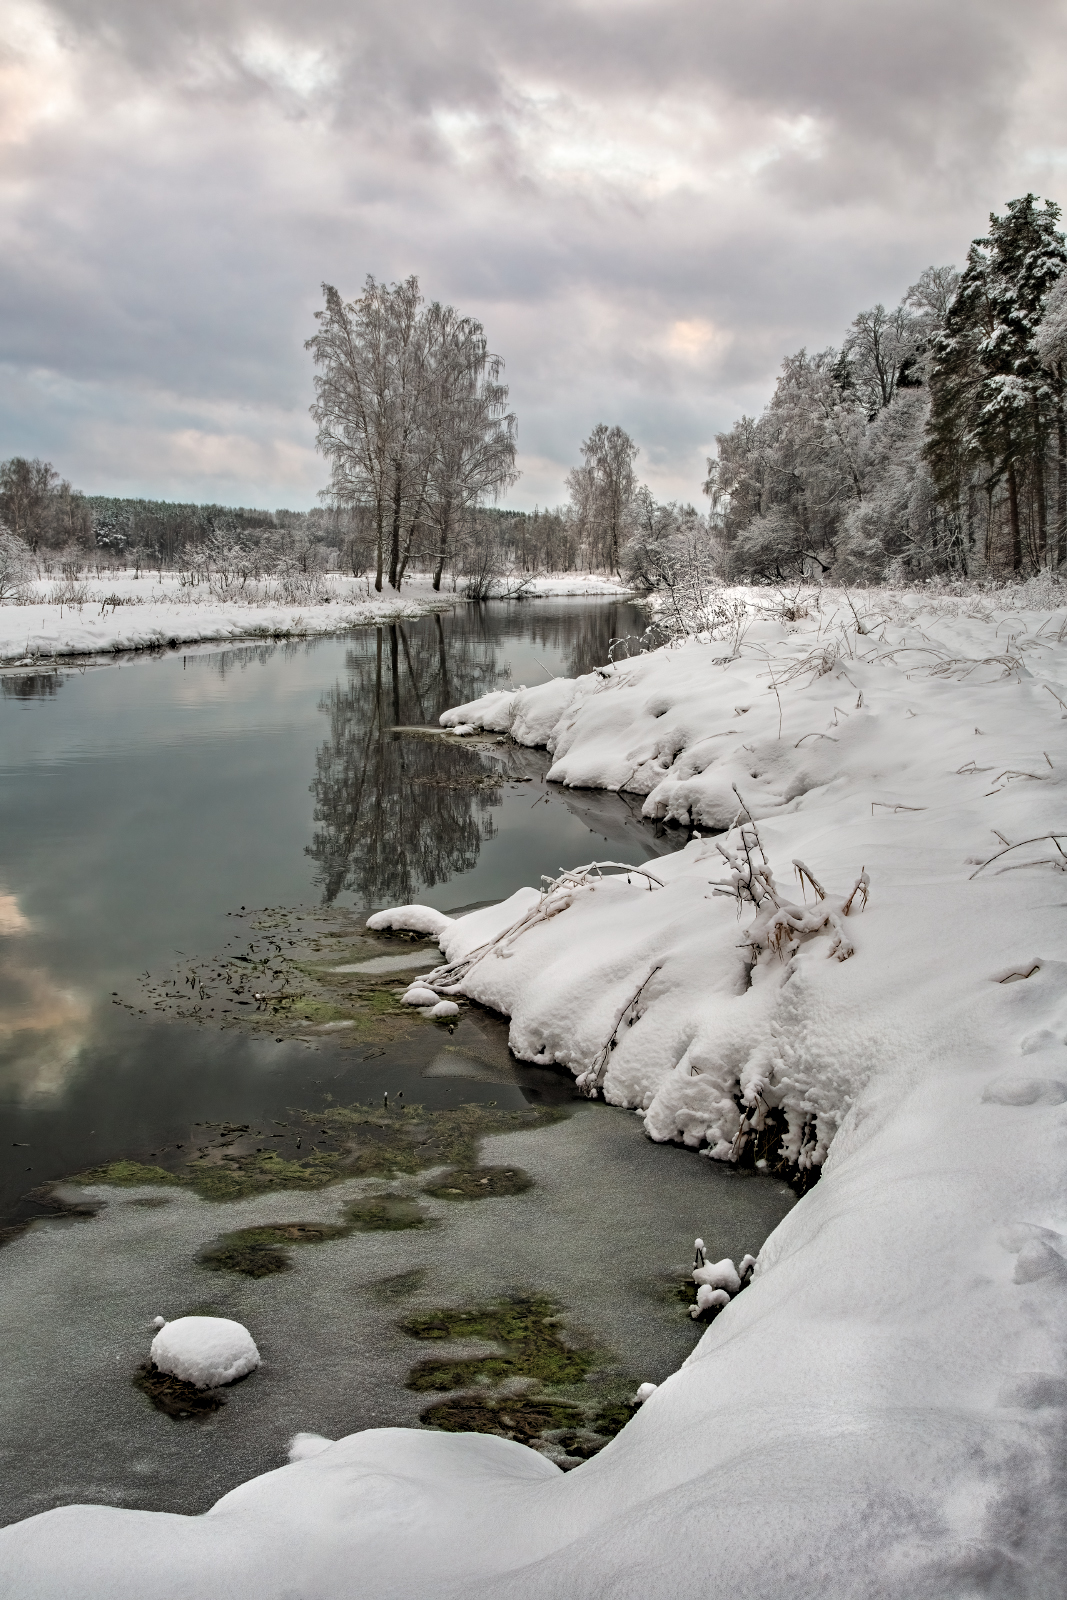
[0,597,794,1522]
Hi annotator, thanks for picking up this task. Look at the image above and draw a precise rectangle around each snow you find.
[0,572,464,663]
[366,905,456,938]
[149,1316,260,1389]
[5,585,1067,1596]
[401,984,440,1006]
[428,999,460,1018]
[0,571,631,663]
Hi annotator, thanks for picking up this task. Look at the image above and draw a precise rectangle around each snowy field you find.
[4,582,1067,1597]
[0,571,632,664]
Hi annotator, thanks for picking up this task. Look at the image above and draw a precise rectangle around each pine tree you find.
[927,195,1066,570]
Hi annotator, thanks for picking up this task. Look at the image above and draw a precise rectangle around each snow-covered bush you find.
[0,527,33,601]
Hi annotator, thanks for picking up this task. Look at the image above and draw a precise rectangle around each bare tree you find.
[420,304,518,591]
[308,278,517,592]
[307,276,434,592]
[568,424,638,573]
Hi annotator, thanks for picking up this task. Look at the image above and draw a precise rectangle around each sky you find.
[2,0,1067,514]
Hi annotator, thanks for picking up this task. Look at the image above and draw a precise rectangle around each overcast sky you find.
[2,0,1067,512]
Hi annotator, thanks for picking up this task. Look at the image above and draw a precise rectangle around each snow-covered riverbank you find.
[4,585,1066,1597]
[0,571,632,664]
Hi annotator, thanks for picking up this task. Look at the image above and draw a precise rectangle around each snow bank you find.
[150,1316,260,1388]
[5,588,1067,1596]
[0,573,457,663]
[0,571,632,664]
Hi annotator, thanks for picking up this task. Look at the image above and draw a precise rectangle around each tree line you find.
[708,193,1067,581]
[12,199,1064,599]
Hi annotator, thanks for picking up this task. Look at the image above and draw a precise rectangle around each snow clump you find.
[366,906,455,938]
[402,985,439,1006]
[150,1316,260,1389]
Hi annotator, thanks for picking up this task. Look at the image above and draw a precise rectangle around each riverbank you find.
[0,572,633,665]
[4,584,1066,1596]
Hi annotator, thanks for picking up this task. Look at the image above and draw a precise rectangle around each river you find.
[0,597,794,1522]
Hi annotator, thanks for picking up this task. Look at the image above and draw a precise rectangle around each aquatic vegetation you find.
[401,1296,637,1465]
[421,1165,532,1200]
[68,1101,564,1206]
[199,1197,431,1278]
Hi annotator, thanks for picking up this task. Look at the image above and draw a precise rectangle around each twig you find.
[969,835,1067,878]
[576,966,663,1098]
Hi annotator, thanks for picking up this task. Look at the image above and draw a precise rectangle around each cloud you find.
[2,0,1066,509]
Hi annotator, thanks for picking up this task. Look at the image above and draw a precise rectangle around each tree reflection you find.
[307,616,507,905]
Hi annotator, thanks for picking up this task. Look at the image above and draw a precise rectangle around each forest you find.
[3,194,1066,597]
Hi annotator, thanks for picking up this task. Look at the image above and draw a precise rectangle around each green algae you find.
[401,1297,599,1391]
[421,1165,533,1200]
[198,1196,430,1277]
[64,1100,565,1209]
[70,1161,182,1188]
[421,1393,585,1443]
[400,1295,639,1464]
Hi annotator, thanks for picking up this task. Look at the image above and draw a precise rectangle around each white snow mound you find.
[402,985,440,1006]
[366,906,455,938]
[150,1316,260,1389]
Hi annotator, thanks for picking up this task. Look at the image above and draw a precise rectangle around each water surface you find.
[0,598,795,1521]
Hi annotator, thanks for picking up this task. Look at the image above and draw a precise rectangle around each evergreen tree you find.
[927,195,1066,570]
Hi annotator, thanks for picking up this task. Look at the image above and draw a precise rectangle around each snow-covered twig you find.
[426,861,664,987]
[576,966,662,1098]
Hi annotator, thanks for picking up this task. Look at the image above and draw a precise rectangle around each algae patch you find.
[66,1100,565,1209]
[422,1165,532,1200]
[133,906,448,1047]
[400,1296,638,1467]
[199,1198,431,1278]
[70,1161,181,1189]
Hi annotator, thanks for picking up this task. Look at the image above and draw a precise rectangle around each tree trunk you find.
[433,501,452,592]
[1006,457,1022,572]
[388,469,402,590]
[1033,406,1048,565]
[1057,369,1067,567]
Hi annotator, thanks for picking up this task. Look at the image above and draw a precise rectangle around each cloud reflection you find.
[0,888,90,1101]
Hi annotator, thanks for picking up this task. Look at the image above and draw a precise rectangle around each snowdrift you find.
[4,588,1067,1597]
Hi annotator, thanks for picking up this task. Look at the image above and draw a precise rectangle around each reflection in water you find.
[495,599,647,682]
[308,618,508,905]
[1,673,62,699]
[0,890,89,1101]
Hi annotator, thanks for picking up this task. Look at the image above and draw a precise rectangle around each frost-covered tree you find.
[1036,271,1067,566]
[420,305,517,592]
[0,527,34,599]
[927,195,1066,571]
[567,424,638,574]
[308,279,517,593]
[708,350,867,579]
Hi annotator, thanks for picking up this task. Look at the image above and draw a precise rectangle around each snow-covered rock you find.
[428,999,460,1018]
[149,1316,260,1389]
[401,985,440,1006]
[366,906,455,938]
